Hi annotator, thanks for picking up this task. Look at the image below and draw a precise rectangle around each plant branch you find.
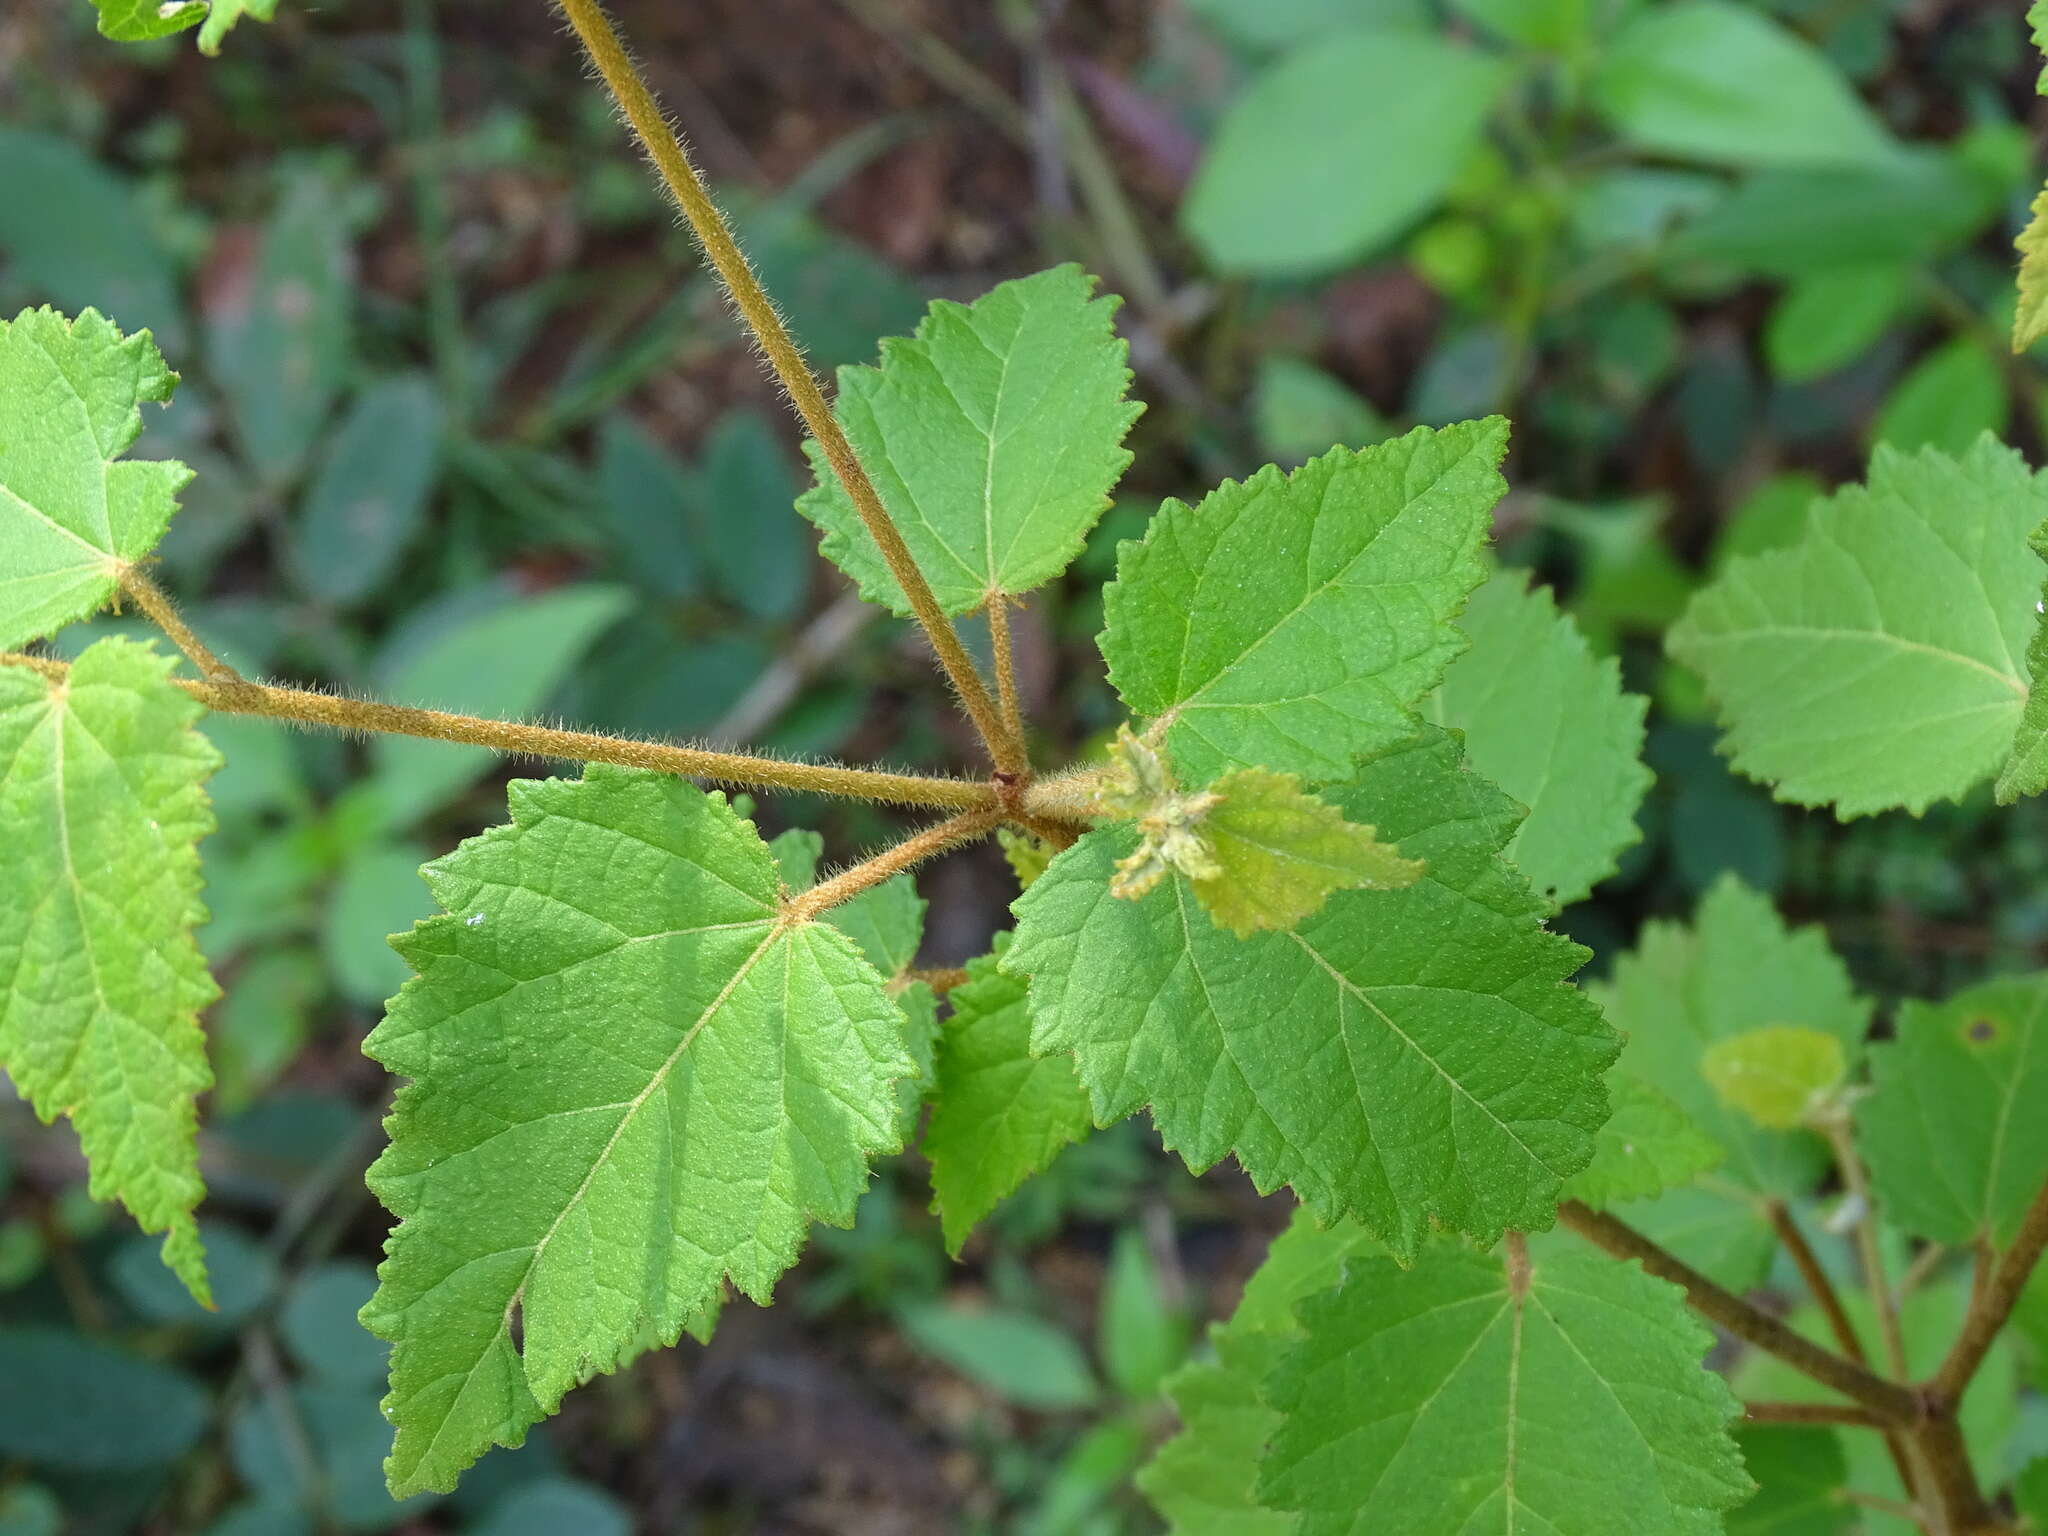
[1,651,996,811]
[987,595,1029,771]
[1822,1117,1910,1381]
[1743,1400,1888,1428]
[784,809,1004,921]
[117,565,240,680]
[1556,1201,1921,1423]
[906,966,971,995]
[552,0,1015,771]
[1930,1178,2048,1403]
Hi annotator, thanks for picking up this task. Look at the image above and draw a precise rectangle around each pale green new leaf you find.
[1006,728,1616,1259]
[1595,876,1868,1199]
[1701,1026,1846,1131]
[87,0,205,41]
[2013,188,2048,355]
[197,0,279,53]
[1562,1073,1723,1210]
[922,943,1091,1255]
[0,638,219,1303]
[797,265,1140,616]
[361,767,914,1496]
[0,308,192,651]
[1669,437,2046,817]
[1995,515,2048,802]
[1427,569,1651,906]
[1101,420,1508,786]
[1856,973,2048,1248]
[1139,1208,1381,1536]
[1257,1245,1751,1535]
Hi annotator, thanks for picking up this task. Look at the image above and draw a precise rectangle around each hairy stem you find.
[905,966,971,995]
[784,810,1004,921]
[1743,1400,1889,1428]
[551,0,1015,770]
[118,565,241,680]
[1931,1179,2048,1402]
[1557,1201,1921,1423]
[987,594,1029,772]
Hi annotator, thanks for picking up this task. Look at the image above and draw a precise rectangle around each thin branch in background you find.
[552,0,1019,775]
[708,591,876,748]
[1821,1118,1910,1381]
[1743,1401,1889,1428]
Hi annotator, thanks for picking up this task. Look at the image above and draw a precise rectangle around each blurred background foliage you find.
[2,0,2048,1530]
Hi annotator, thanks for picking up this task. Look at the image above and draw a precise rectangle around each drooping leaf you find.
[797,265,1140,616]
[897,1302,1099,1411]
[361,767,914,1495]
[86,0,206,41]
[1101,420,1508,787]
[1257,1245,1752,1535]
[1427,569,1651,906]
[1669,437,2045,817]
[1856,973,2048,1248]
[0,308,190,651]
[1594,876,1867,1199]
[1139,1208,1382,1536]
[923,944,1091,1256]
[1591,0,1897,171]
[1562,1074,1723,1210]
[1006,728,1615,1259]
[0,639,219,1302]
[1183,31,1510,277]
[1701,1026,1846,1131]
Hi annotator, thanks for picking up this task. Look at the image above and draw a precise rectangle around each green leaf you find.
[1099,1226,1188,1400]
[1427,569,1651,906]
[87,0,206,41]
[289,375,443,606]
[2018,1458,2048,1535]
[1101,420,1508,787]
[1856,973,2048,1247]
[923,945,1092,1256]
[1727,1426,1852,1536]
[1139,1208,1382,1535]
[1996,519,2048,802]
[1006,728,1615,1259]
[1669,437,2045,817]
[1594,876,1867,1198]
[0,1328,210,1471]
[828,873,925,980]
[361,767,914,1495]
[997,827,1055,891]
[0,638,218,1303]
[1592,0,1897,171]
[1765,263,1909,384]
[0,308,191,651]
[1701,1026,1846,1131]
[699,407,807,623]
[1184,0,1427,51]
[1872,337,2007,458]
[1562,1074,1723,1210]
[1183,31,1511,277]
[797,265,1140,616]
[897,1303,1099,1410]
[197,0,279,53]
[1253,356,1391,466]
[1257,1245,1751,1534]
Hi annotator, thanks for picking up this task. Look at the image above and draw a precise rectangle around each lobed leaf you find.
[922,944,1092,1256]
[1258,1244,1752,1535]
[1005,728,1615,1260]
[797,265,1140,616]
[1562,1074,1723,1210]
[0,638,219,1303]
[1856,973,2048,1248]
[1101,420,1508,787]
[0,307,191,651]
[1669,437,2046,817]
[1427,568,1651,906]
[1701,1025,1846,1131]
[1996,515,2048,802]
[2015,189,2048,355]
[87,0,206,41]
[360,767,915,1495]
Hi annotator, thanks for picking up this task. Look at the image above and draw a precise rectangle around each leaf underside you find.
[0,638,219,1303]
[361,767,914,1496]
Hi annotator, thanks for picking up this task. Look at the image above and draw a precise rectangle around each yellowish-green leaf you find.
[0,639,219,1304]
[0,308,191,651]
[197,0,279,52]
[997,827,1054,891]
[1562,1073,1723,1209]
[2015,188,2048,355]
[86,0,205,41]
[1701,1025,1846,1131]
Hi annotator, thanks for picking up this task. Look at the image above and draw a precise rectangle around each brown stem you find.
[783,809,1003,921]
[1913,1415,2004,1535]
[1,652,995,811]
[1557,1201,1920,1423]
[986,595,1029,774]
[552,0,1013,770]
[118,565,241,680]
[1743,1400,1889,1428]
[1930,1179,2048,1403]
[906,966,971,996]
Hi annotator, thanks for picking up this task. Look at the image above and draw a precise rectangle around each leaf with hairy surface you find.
[797,264,1140,616]
[1562,1073,1722,1210]
[1100,420,1508,787]
[1006,728,1615,1259]
[0,638,218,1303]
[361,767,913,1495]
